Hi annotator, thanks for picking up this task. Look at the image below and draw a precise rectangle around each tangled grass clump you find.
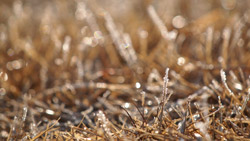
[1,0,250,140]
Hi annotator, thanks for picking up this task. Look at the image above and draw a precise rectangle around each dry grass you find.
[1,0,250,140]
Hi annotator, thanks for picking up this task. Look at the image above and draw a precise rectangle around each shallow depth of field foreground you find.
[1,0,250,140]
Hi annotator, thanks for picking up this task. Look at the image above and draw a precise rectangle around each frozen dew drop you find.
[177,57,186,66]
[221,0,236,10]
[6,62,13,71]
[147,100,153,106]
[123,102,131,109]
[4,73,8,81]
[0,88,6,97]
[218,56,223,63]
[62,36,71,52]
[234,83,242,90]
[123,43,130,49]
[154,130,159,134]
[195,122,206,132]
[12,59,23,70]
[83,138,91,141]
[22,107,28,121]
[55,58,63,65]
[12,60,22,70]
[45,109,55,115]
[167,31,178,40]
[94,31,103,40]
[0,72,8,81]
[83,37,97,47]
[212,105,215,109]
[193,114,200,121]
[168,107,173,112]
[0,131,8,138]
[117,76,125,83]
[172,15,186,29]
[135,82,141,89]
[194,133,202,138]
[96,83,107,89]
[183,63,195,71]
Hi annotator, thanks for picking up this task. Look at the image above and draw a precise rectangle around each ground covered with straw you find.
[1,0,250,140]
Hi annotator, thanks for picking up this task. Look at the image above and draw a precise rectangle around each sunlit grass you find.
[0,0,250,140]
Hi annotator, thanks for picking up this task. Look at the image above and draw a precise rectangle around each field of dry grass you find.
[1,0,250,140]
